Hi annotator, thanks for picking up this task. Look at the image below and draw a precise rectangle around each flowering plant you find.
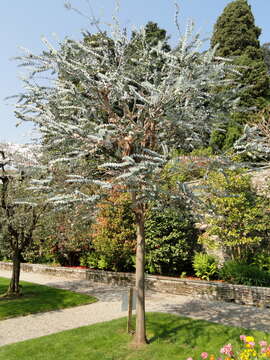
[187,335,270,360]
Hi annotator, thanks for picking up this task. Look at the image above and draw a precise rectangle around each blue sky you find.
[1,0,270,144]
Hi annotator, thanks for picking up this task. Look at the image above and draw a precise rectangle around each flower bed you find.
[188,335,270,360]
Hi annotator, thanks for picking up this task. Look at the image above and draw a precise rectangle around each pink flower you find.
[261,348,267,353]
[248,342,255,347]
[260,341,268,347]
[187,358,193,360]
[240,335,246,341]
[220,344,233,357]
[201,352,208,359]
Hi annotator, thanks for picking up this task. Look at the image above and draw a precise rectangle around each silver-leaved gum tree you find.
[14,20,240,345]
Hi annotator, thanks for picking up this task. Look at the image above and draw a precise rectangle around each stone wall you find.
[1,261,270,307]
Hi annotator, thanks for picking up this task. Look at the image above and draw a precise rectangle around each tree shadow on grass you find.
[146,313,254,350]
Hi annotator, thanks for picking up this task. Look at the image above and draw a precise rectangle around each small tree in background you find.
[91,192,136,272]
[0,150,47,297]
[199,170,270,262]
[14,16,240,344]
[145,207,198,276]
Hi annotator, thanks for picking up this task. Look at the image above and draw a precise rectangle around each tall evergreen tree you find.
[132,21,170,51]
[210,0,270,151]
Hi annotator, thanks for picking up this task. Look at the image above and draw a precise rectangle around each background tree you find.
[26,204,93,266]
[145,206,198,276]
[210,0,270,151]
[198,169,270,262]
[0,150,47,297]
[15,19,239,344]
[131,21,170,51]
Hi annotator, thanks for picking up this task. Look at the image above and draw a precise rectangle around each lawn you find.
[0,313,269,360]
[0,277,97,320]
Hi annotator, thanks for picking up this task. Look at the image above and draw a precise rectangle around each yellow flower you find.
[210,355,215,360]
[246,337,254,343]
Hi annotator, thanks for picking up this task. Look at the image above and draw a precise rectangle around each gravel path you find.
[1,269,270,347]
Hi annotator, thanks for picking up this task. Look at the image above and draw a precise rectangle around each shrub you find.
[90,193,199,275]
[23,205,93,266]
[198,169,270,262]
[252,250,270,272]
[91,192,136,272]
[144,207,199,276]
[220,260,270,287]
[192,252,218,280]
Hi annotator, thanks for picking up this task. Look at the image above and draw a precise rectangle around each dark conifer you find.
[210,0,270,151]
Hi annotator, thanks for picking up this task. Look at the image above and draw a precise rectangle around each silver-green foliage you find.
[234,124,270,160]
[14,20,240,204]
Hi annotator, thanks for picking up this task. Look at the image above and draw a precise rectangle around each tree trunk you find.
[134,201,147,346]
[7,249,21,296]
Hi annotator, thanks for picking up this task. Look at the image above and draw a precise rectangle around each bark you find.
[7,249,21,296]
[133,199,147,345]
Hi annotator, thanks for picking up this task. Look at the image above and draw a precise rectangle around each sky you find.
[1,0,270,144]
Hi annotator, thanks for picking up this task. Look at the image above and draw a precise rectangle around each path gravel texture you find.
[1,269,270,347]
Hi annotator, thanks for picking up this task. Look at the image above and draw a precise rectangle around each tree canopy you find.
[211,0,261,58]
[14,19,240,344]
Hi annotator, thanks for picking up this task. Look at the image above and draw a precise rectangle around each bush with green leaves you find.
[192,252,219,281]
[199,169,270,262]
[89,192,136,272]
[86,194,199,275]
[145,207,199,276]
[220,260,270,287]
[22,204,93,267]
[162,148,214,188]
[251,251,270,272]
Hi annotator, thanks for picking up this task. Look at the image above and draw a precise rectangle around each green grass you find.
[0,313,269,360]
[0,277,97,320]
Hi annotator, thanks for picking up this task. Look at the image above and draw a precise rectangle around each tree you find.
[198,170,270,262]
[14,20,239,345]
[145,206,198,276]
[210,0,270,150]
[131,21,170,51]
[0,149,47,296]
